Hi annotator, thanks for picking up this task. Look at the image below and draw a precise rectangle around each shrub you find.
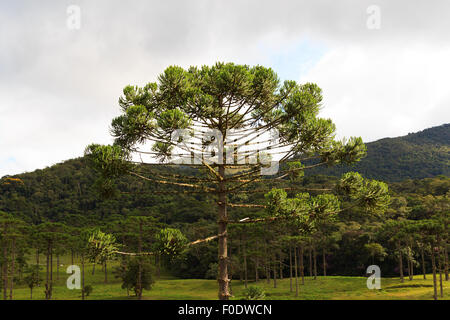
[83,285,93,297]
[242,286,265,300]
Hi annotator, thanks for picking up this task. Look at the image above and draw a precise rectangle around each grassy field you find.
[7,255,449,300]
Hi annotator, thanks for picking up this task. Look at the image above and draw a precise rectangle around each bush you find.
[242,286,265,300]
[113,258,155,296]
[83,285,93,297]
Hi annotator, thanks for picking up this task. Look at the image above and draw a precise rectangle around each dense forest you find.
[307,123,449,181]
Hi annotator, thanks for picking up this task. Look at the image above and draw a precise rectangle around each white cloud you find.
[300,43,450,141]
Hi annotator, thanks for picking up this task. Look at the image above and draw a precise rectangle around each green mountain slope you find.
[1,123,448,226]
[1,125,448,278]
[306,123,449,182]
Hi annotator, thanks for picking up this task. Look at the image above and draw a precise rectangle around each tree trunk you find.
[431,247,437,300]
[308,246,312,278]
[265,240,270,284]
[445,245,449,281]
[238,236,242,282]
[92,261,96,275]
[407,256,411,281]
[56,255,60,281]
[279,249,283,280]
[228,237,233,296]
[255,242,259,283]
[158,254,161,278]
[407,246,414,280]
[322,248,327,277]
[313,246,317,280]
[273,254,277,288]
[104,261,108,283]
[156,254,160,278]
[294,245,298,297]
[398,244,404,283]
[49,245,53,300]
[2,230,8,300]
[18,260,23,282]
[438,252,443,298]
[243,234,247,289]
[45,243,50,300]
[36,248,40,287]
[30,287,33,300]
[9,238,15,300]
[2,244,9,300]
[421,247,426,280]
[289,246,293,292]
[217,164,229,300]
[300,246,305,285]
[137,220,143,300]
[81,255,85,300]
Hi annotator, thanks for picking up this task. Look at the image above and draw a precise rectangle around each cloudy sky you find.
[1,0,449,177]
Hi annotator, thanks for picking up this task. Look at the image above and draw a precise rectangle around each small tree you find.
[242,286,265,300]
[83,285,93,298]
[74,227,98,300]
[115,258,155,297]
[23,265,41,300]
[87,229,119,284]
[154,228,188,258]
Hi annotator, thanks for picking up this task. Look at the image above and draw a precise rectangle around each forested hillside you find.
[0,124,448,280]
[2,124,447,226]
[307,123,449,181]
[0,158,216,226]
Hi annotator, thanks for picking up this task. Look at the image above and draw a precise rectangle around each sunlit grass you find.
[9,255,449,300]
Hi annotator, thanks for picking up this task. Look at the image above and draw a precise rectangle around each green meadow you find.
[9,255,449,300]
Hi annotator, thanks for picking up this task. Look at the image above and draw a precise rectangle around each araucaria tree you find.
[86,62,388,300]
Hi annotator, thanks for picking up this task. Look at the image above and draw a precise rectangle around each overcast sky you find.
[1,0,449,177]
